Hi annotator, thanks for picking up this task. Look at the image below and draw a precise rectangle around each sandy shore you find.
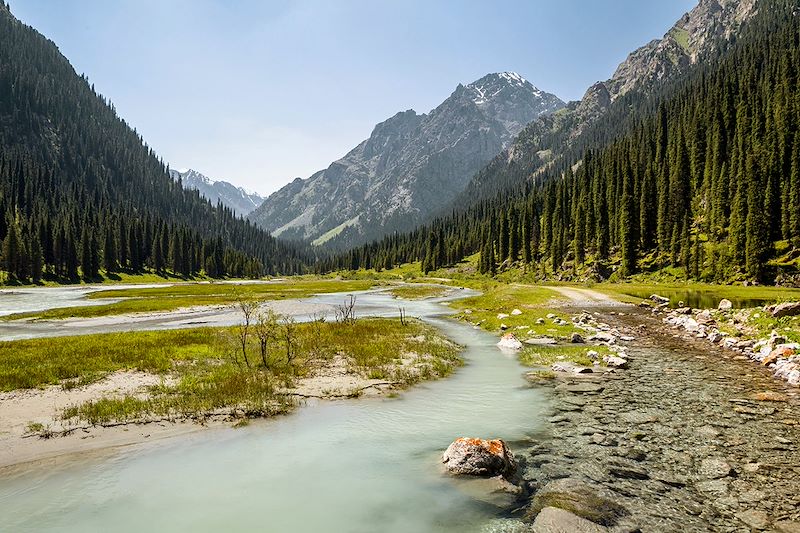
[0,350,437,471]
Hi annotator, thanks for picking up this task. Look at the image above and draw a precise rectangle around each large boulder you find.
[527,478,627,526]
[442,438,517,479]
[718,298,733,310]
[767,301,800,318]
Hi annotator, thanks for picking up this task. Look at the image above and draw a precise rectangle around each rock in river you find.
[497,333,523,352]
[531,506,609,532]
[527,478,627,526]
[442,438,517,479]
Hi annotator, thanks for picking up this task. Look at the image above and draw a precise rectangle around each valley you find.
[2,0,800,530]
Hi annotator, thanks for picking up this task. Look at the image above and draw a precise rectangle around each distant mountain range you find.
[170,168,265,216]
[248,72,565,248]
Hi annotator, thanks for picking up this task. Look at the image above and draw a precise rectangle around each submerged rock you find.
[442,438,517,479]
[527,478,627,526]
[531,506,609,532]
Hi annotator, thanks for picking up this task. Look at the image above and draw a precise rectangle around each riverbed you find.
[0,288,548,532]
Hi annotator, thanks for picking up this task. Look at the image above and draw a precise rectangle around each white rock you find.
[511,309,523,316]
[603,355,629,368]
[496,334,523,352]
[718,298,733,310]
[497,313,509,320]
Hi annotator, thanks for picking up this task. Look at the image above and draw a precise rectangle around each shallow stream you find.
[0,289,547,532]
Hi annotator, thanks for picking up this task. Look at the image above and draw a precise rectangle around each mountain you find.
[0,3,310,282]
[327,0,800,284]
[248,72,564,248]
[458,0,757,203]
[169,168,264,216]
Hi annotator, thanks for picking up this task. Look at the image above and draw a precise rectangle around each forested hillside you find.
[0,3,309,283]
[323,0,800,284]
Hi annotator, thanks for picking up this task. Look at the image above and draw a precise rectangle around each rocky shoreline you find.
[657,299,800,388]
[510,304,800,532]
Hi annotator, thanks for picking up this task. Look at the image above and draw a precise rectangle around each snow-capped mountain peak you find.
[170,168,265,216]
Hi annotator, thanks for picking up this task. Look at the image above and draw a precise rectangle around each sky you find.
[12,0,695,196]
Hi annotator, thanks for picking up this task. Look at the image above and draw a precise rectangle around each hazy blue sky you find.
[13,0,695,195]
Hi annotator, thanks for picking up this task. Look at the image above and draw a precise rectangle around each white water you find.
[0,290,548,532]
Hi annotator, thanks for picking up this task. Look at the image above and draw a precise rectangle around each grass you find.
[448,283,583,338]
[518,345,612,367]
[2,279,376,321]
[2,317,461,425]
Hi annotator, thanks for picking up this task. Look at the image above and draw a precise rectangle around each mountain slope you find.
[249,73,564,248]
[169,169,264,216]
[326,0,799,285]
[0,4,309,281]
[458,0,757,204]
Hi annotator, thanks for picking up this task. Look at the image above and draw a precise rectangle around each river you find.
[0,288,547,532]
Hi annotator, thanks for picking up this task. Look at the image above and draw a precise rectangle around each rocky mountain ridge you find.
[460,0,758,201]
[248,72,565,247]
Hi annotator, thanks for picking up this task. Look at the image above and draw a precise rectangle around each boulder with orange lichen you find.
[442,437,517,479]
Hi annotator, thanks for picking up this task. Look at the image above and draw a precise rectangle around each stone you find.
[531,507,609,533]
[555,382,604,394]
[602,355,628,369]
[650,294,670,304]
[497,313,510,319]
[588,332,616,344]
[708,331,723,343]
[767,301,800,318]
[570,333,585,344]
[697,310,714,324]
[695,478,729,495]
[536,318,546,325]
[718,298,733,310]
[500,323,508,330]
[587,350,599,360]
[527,478,627,526]
[442,438,516,479]
[497,333,523,352]
[775,520,800,533]
[608,462,650,480]
[511,308,523,316]
[698,457,732,480]
[752,391,788,402]
[552,362,593,374]
[734,509,770,530]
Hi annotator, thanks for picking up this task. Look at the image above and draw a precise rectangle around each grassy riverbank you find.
[1,279,376,321]
[1,317,461,429]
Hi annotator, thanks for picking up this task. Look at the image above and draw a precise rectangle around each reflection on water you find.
[0,290,547,532]
[619,288,772,309]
